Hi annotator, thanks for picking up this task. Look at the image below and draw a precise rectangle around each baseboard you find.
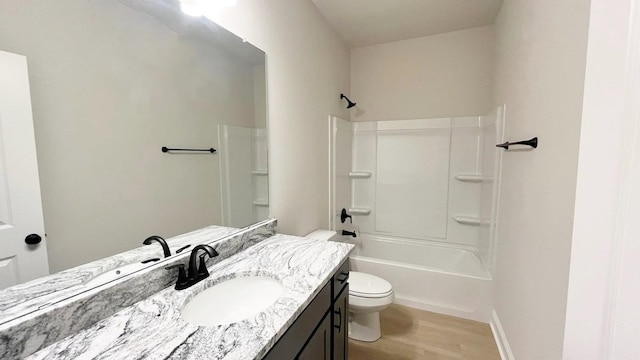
[394,295,489,323]
[490,309,515,360]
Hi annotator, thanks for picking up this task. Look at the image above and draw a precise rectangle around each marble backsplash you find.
[0,219,277,359]
[0,226,241,324]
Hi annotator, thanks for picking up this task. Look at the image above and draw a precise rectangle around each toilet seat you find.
[349,272,393,298]
[350,289,394,298]
[348,274,395,342]
[349,292,394,313]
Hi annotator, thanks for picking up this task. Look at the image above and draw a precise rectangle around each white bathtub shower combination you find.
[218,124,269,228]
[348,234,492,322]
[330,108,504,322]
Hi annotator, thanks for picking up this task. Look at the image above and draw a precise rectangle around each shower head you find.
[340,93,356,109]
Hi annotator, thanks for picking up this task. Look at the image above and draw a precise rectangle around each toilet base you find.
[348,311,381,342]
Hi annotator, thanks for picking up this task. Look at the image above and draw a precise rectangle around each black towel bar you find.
[161,147,216,153]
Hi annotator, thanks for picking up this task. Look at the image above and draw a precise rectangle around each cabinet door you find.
[263,283,331,360]
[333,285,349,360]
[297,312,332,360]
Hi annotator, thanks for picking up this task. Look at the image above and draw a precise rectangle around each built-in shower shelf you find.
[452,215,489,226]
[349,171,372,179]
[349,208,371,215]
[251,170,268,175]
[454,174,492,183]
[253,200,269,207]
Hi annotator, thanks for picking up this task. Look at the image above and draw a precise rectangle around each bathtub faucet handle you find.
[340,208,352,224]
[342,230,357,238]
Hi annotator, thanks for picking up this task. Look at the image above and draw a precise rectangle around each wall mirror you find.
[0,0,268,308]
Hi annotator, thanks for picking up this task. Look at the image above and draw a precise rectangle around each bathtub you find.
[345,233,493,322]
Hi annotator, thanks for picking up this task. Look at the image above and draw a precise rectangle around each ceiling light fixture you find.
[180,0,203,17]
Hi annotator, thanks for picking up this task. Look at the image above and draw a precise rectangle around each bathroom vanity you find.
[263,260,350,360]
[1,227,353,360]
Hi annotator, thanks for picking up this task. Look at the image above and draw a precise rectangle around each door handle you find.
[337,272,348,284]
[25,234,42,245]
[334,307,342,333]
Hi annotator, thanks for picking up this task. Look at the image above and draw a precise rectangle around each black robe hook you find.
[496,137,538,150]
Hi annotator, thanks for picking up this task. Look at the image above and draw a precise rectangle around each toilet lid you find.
[349,272,393,298]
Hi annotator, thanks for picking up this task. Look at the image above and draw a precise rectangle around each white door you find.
[0,50,49,289]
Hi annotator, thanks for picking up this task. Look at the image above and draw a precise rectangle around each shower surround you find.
[330,107,504,321]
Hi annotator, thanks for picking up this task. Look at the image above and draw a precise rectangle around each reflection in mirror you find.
[0,0,267,293]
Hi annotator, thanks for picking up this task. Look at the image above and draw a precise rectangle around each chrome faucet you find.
[166,244,219,290]
[143,235,171,258]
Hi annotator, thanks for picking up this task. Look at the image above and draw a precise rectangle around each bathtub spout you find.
[342,230,357,237]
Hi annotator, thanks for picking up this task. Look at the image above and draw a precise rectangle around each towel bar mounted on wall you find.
[496,137,538,150]
[161,147,217,154]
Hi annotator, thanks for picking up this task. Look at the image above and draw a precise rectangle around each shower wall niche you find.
[331,108,503,272]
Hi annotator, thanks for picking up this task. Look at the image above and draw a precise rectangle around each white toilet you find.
[305,230,394,342]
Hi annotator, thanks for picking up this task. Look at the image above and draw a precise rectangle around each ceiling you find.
[311,0,504,48]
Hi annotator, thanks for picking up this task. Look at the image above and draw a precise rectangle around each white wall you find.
[350,26,495,122]
[0,0,257,272]
[211,0,351,236]
[563,0,639,358]
[492,0,591,359]
[253,65,267,129]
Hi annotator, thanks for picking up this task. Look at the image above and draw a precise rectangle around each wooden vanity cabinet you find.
[296,312,332,360]
[262,260,350,360]
[332,261,349,360]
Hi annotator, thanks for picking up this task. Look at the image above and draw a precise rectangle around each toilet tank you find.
[304,229,338,241]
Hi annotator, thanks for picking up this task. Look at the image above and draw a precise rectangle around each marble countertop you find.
[0,225,241,325]
[27,234,354,360]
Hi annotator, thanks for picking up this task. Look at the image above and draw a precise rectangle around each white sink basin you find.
[181,276,284,326]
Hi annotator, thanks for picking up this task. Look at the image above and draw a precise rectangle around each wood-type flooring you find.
[349,304,501,360]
